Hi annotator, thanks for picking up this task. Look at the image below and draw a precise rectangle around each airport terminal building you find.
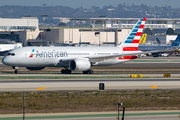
[0,17,180,46]
[0,17,38,31]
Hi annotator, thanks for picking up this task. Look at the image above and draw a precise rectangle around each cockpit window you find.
[7,53,11,56]
[6,53,15,56]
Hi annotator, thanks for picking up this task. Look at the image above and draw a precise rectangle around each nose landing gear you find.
[12,66,19,74]
[14,69,19,74]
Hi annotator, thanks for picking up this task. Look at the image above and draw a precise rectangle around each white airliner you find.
[0,43,22,52]
[3,18,149,74]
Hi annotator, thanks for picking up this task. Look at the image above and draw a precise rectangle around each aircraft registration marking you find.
[151,85,158,89]
[36,87,47,90]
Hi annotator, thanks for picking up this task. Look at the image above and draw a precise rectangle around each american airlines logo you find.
[29,49,35,58]
[30,49,68,58]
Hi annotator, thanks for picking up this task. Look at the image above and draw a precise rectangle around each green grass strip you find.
[0,112,180,120]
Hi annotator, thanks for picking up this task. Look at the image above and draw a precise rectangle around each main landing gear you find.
[12,66,19,74]
[83,69,93,74]
[61,68,72,74]
[61,68,94,74]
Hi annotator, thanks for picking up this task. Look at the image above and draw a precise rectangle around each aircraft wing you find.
[58,47,179,65]
[58,54,125,64]
[89,47,179,62]
[58,51,149,64]
[89,54,124,63]
[89,51,148,62]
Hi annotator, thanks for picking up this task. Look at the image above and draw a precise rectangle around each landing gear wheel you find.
[83,70,93,74]
[90,70,94,74]
[83,71,87,74]
[14,69,19,74]
[67,69,71,74]
[13,66,19,74]
[61,69,65,74]
[61,69,72,74]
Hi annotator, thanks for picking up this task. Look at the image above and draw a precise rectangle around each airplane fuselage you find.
[2,46,138,68]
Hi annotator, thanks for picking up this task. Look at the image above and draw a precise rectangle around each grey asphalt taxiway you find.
[0,56,180,91]
[0,78,180,91]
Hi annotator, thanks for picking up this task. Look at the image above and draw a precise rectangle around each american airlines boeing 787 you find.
[3,18,147,74]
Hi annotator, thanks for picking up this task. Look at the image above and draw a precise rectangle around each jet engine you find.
[69,59,91,71]
[26,67,45,70]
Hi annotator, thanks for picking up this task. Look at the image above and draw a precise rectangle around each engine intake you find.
[69,59,90,71]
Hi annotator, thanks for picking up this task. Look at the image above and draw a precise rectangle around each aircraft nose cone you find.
[2,57,10,65]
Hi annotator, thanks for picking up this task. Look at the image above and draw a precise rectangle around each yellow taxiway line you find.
[151,85,158,89]
[36,87,47,90]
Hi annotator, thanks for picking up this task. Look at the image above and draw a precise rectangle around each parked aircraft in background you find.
[0,43,22,52]
[2,18,172,74]
[156,38,161,45]
[138,34,180,57]
[0,43,22,55]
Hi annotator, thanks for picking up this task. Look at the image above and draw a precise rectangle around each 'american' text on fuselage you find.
[35,50,68,57]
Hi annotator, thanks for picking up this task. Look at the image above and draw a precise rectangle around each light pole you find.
[25,15,31,30]
[24,15,31,47]
[99,32,101,46]
[40,15,48,46]
[40,14,48,27]
[23,91,25,120]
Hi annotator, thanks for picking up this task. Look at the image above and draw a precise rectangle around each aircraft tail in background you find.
[156,38,161,45]
[139,34,147,44]
[171,34,180,46]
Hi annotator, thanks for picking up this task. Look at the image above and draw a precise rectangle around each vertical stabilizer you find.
[156,38,161,45]
[171,34,180,46]
[119,18,146,52]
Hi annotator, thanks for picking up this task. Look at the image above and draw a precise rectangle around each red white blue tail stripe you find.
[120,18,146,51]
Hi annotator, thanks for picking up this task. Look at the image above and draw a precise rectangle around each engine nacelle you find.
[26,67,45,70]
[69,59,90,71]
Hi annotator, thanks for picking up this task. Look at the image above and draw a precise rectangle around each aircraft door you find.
[120,47,123,56]
[23,53,28,59]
